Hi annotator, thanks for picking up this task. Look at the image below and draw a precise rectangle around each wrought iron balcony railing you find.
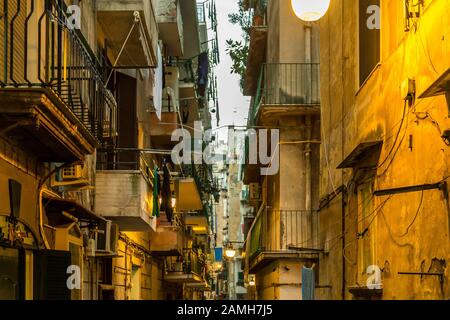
[96,148,153,182]
[249,63,320,125]
[248,209,320,260]
[0,0,117,143]
[165,248,206,278]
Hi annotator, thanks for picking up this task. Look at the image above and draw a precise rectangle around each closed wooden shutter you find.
[34,250,71,300]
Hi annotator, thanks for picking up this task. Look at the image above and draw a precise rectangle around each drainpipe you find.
[340,3,346,301]
[341,188,347,300]
[124,242,129,300]
[305,117,312,212]
[304,23,313,246]
[305,23,312,63]
[305,117,312,246]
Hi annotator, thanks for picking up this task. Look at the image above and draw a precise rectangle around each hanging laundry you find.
[153,45,163,120]
[160,162,173,223]
[152,167,160,218]
[302,266,315,300]
[197,52,209,97]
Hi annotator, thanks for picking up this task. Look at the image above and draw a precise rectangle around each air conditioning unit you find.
[62,165,84,180]
[96,220,119,254]
[51,164,90,187]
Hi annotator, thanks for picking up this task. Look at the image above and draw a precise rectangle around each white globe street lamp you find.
[291,0,331,22]
[224,248,236,259]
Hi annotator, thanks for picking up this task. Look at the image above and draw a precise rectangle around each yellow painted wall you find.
[319,0,450,300]
[112,232,174,300]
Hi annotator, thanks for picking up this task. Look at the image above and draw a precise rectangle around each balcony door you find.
[116,72,138,170]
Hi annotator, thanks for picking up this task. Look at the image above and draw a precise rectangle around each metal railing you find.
[0,0,117,143]
[165,248,206,278]
[249,209,320,259]
[96,149,153,183]
[249,63,320,125]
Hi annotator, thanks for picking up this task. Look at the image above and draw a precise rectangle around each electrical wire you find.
[376,99,408,170]
[377,101,412,178]
[341,195,392,266]
[399,189,424,238]
[415,16,439,75]
[330,174,450,257]
[290,190,381,253]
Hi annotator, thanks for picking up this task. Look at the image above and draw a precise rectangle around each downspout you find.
[305,23,313,244]
[305,117,312,211]
[341,187,347,300]
[341,3,346,301]
[124,242,129,300]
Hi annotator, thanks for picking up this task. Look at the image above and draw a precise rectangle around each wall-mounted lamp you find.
[248,274,256,287]
[291,0,331,22]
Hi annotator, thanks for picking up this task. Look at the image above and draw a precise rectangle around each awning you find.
[419,67,450,98]
[337,141,383,169]
[43,194,106,224]
[175,178,203,211]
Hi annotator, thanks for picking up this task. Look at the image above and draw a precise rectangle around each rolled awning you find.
[43,194,106,224]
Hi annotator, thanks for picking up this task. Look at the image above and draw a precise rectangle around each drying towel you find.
[302,266,315,300]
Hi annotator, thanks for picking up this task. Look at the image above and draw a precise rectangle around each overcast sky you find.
[213,0,251,142]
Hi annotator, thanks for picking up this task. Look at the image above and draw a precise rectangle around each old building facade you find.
[242,0,450,300]
[317,0,450,300]
[0,0,219,300]
[242,0,322,300]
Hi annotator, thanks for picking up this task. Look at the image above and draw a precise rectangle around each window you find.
[357,180,376,279]
[359,0,381,85]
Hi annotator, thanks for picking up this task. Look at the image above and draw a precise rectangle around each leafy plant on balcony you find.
[226,0,252,91]
[226,39,249,91]
[226,0,267,91]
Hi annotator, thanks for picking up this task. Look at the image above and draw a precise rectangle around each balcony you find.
[249,63,321,126]
[0,1,117,162]
[180,0,201,58]
[248,209,320,272]
[95,150,156,232]
[184,212,208,235]
[177,59,200,133]
[150,216,184,256]
[150,65,180,148]
[243,0,268,96]
[156,0,184,57]
[164,249,206,283]
[149,111,179,148]
[244,25,268,96]
[97,0,158,67]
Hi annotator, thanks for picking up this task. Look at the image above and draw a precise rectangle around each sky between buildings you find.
[213,0,251,142]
